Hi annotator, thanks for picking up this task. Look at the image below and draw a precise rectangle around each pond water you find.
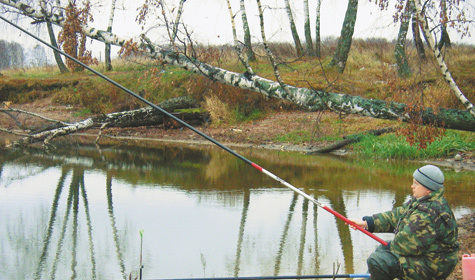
[0,142,473,280]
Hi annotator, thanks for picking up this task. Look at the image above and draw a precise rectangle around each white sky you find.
[1,0,474,62]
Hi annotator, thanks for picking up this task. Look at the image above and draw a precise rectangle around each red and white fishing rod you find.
[251,162,387,246]
[0,15,387,247]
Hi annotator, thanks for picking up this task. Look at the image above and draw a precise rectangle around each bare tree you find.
[45,21,69,72]
[40,0,69,72]
[437,0,451,51]
[105,0,117,71]
[226,0,254,75]
[31,44,48,67]
[414,0,475,118]
[256,0,290,95]
[240,0,255,61]
[303,0,314,56]
[171,0,186,44]
[411,11,426,60]
[315,0,322,58]
[329,0,358,73]
[284,0,303,57]
[394,0,412,77]
[0,40,24,69]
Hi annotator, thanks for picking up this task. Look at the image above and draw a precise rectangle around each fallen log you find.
[307,127,396,154]
[6,96,207,147]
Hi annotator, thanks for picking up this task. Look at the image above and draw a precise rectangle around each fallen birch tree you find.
[2,97,204,147]
[0,0,474,146]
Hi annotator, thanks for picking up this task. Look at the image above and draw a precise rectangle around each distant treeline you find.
[0,40,49,70]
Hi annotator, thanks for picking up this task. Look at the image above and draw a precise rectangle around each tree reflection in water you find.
[106,173,127,279]
[0,145,472,279]
[234,188,250,277]
[31,166,127,280]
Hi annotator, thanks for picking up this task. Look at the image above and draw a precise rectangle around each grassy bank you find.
[0,39,474,160]
[353,130,474,160]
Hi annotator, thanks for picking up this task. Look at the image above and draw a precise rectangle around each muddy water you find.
[0,143,473,279]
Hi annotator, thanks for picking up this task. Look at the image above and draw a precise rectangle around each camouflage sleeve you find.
[372,206,407,233]
[389,208,437,256]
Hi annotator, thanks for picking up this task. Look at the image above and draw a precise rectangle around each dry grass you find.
[203,94,233,125]
[2,39,474,117]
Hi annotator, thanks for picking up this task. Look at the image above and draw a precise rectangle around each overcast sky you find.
[1,0,474,63]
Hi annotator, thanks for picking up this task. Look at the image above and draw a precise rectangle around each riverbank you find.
[1,98,474,279]
[2,97,474,168]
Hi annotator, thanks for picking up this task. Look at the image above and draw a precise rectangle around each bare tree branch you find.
[414,0,475,118]
[256,0,292,98]
[226,0,254,75]
[1,108,72,126]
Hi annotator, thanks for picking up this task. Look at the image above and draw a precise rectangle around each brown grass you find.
[203,94,233,125]
[2,39,474,119]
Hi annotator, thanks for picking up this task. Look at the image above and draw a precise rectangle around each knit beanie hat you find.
[413,165,444,191]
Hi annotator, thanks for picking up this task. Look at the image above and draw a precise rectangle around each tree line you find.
[0,40,25,70]
[0,39,49,70]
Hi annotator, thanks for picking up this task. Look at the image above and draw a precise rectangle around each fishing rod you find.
[0,15,387,246]
[146,274,371,280]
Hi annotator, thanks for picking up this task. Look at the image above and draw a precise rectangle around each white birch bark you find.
[226,0,254,75]
[256,0,291,97]
[315,0,322,57]
[171,0,186,44]
[0,0,473,131]
[240,0,255,61]
[284,0,303,57]
[303,0,314,56]
[105,0,117,71]
[414,0,475,118]
[7,96,200,147]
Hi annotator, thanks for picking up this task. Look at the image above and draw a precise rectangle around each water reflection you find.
[0,144,473,279]
[107,173,127,279]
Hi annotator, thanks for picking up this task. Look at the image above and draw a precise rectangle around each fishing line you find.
[0,15,387,246]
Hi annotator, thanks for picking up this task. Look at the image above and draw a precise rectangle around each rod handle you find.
[322,205,388,246]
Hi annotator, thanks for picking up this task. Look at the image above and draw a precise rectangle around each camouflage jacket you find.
[364,188,459,279]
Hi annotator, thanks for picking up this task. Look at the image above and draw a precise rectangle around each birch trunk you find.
[226,0,254,75]
[46,21,69,73]
[256,0,291,95]
[315,0,322,58]
[303,0,314,56]
[414,0,475,118]
[284,0,304,57]
[411,15,426,60]
[329,0,358,73]
[8,97,203,147]
[240,0,256,61]
[1,0,473,131]
[105,0,116,71]
[437,0,451,51]
[395,0,411,77]
[171,0,186,44]
[40,0,68,73]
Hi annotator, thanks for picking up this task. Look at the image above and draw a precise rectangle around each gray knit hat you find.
[413,165,444,191]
